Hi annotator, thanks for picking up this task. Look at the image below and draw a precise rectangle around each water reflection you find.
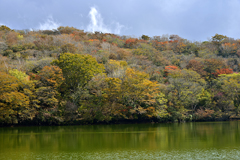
[0,121,240,158]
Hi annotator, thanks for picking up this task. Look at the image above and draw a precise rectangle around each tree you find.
[164,65,179,77]
[61,43,77,53]
[124,38,138,48]
[167,69,206,120]
[186,59,207,77]
[52,53,105,104]
[204,58,226,84]
[9,69,28,81]
[141,35,150,40]
[57,26,81,34]
[31,66,64,109]
[220,42,238,57]
[0,25,12,32]
[216,73,240,115]
[6,31,18,46]
[211,34,227,54]
[0,42,7,55]
[103,68,167,119]
[211,34,227,45]
[0,72,36,124]
[212,68,233,77]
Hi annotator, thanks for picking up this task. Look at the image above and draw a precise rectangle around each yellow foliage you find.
[0,72,36,123]
[17,34,23,40]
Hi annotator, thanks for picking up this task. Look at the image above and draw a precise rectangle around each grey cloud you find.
[0,0,240,41]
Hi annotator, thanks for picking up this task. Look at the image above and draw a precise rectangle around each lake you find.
[0,121,240,160]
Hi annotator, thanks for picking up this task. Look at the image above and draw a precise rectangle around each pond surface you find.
[1,121,240,159]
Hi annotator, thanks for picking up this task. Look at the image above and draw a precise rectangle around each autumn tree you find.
[0,72,36,124]
[212,68,233,77]
[61,43,77,53]
[52,52,105,109]
[211,34,227,54]
[141,35,150,40]
[164,65,179,77]
[166,69,206,120]
[219,42,238,57]
[124,38,138,48]
[103,68,168,119]
[57,26,82,34]
[211,34,227,46]
[216,73,240,115]
[52,53,104,92]
[186,59,207,77]
[0,25,12,32]
[31,66,64,110]
[6,31,18,46]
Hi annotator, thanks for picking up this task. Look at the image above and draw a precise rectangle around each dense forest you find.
[0,25,240,126]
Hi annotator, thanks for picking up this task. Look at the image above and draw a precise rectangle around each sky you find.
[0,0,240,41]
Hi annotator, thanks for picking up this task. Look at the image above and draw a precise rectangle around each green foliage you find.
[0,27,239,125]
[212,34,227,43]
[167,69,206,119]
[216,73,240,115]
[26,57,54,73]
[0,25,13,32]
[52,53,105,93]
[57,26,82,34]
[133,43,157,57]
[9,69,28,81]
[141,35,150,40]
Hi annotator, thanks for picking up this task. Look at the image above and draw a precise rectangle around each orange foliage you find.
[222,42,237,50]
[125,38,137,44]
[152,40,169,51]
[125,38,138,48]
[164,65,179,76]
[38,66,64,89]
[88,39,99,42]
[212,68,233,77]
[204,58,226,74]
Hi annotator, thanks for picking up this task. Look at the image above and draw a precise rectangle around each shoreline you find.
[1,117,237,128]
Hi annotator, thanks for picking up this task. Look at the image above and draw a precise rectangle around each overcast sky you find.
[0,0,240,41]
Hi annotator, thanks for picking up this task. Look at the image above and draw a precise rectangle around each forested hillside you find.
[1,25,240,125]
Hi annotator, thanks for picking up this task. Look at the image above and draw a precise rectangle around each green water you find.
[0,121,240,160]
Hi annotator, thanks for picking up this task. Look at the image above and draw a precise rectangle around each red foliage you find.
[212,68,233,77]
[125,38,138,48]
[125,38,137,44]
[164,65,179,76]
[152,40,169,51]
